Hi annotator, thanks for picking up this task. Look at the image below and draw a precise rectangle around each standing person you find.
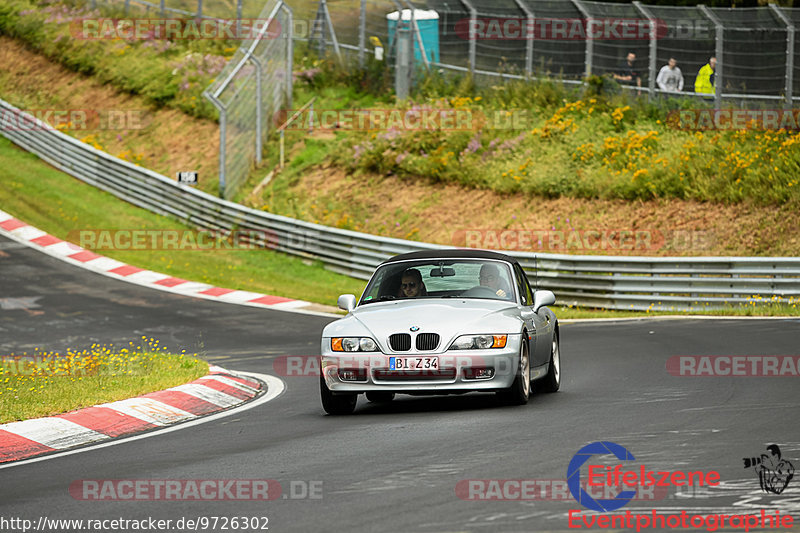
[656,57,684,93]
[695,56,717,95]
[613,52,641,88]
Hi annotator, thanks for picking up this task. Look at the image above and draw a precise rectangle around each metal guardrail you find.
[2,98,799,311]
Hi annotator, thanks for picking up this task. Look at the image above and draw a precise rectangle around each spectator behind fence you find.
[656,57,684,93]
[613,52,641,88]
[695,57,717,95]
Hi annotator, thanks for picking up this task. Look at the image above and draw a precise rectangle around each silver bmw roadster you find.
[319,249,561,415]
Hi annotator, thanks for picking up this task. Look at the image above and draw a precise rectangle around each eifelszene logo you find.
[567,441,721,512]
[743,444,795,494]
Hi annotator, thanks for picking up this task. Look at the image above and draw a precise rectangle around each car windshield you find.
[359,259,515,304]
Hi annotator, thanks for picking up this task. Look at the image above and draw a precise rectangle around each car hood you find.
[323,299,523,352]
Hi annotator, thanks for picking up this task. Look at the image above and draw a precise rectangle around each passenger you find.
[399,268,427,298]
[479,264,510,299]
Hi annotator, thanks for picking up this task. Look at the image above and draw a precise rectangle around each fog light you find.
[338,369,366,381]
[464,367,495,380]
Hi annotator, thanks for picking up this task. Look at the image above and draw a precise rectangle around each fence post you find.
[513,0,534,77]
[282,1,294,111]
[245,50,263,166]
[570,0,592,77]
[459,0,477,74]
[633,1,658,100]
[699,5,723,110]
[359,0,366,68]
[203,91,227,198]
[769,4,795,109]
[236,0,243,36]
[395,18,412,99]
[404,1,430,69]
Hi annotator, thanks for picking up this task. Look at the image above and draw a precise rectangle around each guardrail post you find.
[699,5,723,110]
[159,0,165,16]
[570,0,592,77]
[769,4,795,109]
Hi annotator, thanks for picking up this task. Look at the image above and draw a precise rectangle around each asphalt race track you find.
[2,233,800,533]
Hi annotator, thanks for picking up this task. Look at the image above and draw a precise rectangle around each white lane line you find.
[10,226,46,241]
[0,372,285,470]
[96,398,195,426]
[197,375,261,394]
[169,383,242,408]
[1,418,107,450]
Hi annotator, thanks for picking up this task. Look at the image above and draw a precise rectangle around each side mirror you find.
[337,294,357,312]
[532,290,556,313]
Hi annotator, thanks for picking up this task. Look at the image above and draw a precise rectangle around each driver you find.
[399,268,427,298]
[479,264,510,299]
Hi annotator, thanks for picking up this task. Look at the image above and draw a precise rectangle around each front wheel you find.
[497,338,530,405]
[539,331,561,393]
[320,377,357,415]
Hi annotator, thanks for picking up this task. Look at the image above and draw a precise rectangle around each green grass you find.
[0,0,229,119]
[0,135,366,305]
[3,134,798,317]
[0,339,208,423]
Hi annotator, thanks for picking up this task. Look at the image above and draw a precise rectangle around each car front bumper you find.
[320,334,522,394]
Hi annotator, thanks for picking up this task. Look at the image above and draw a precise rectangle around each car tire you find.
[497,337,530,405]
[540,330,561,393]
[320,377,357,415]
[365,392,395,403]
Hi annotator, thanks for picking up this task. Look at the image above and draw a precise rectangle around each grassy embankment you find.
[0,338,207,423]
[0,0,798,316]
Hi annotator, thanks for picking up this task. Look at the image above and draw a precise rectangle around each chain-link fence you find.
[201,0,292,199]
[313,0,799,106]
[76,0,799,199]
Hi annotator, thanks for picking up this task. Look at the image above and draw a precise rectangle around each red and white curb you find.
[0,210,338,317]
[0,365,264,464]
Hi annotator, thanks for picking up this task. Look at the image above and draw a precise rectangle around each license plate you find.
[389,357,439,371]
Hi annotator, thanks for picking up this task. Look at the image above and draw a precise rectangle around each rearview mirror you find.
[429,267,456,277]
[337,294,357,312]
[532,290,556,313]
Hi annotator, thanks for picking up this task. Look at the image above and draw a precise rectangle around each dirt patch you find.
[0,37,219,194]
[269,166,800,257]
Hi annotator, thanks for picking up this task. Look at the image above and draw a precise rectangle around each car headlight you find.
[449,335,508,350]
[331,337,378,352]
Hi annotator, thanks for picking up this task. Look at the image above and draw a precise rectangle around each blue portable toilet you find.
[386,9,439,65]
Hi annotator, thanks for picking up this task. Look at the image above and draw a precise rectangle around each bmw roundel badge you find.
[410,326,420,332]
